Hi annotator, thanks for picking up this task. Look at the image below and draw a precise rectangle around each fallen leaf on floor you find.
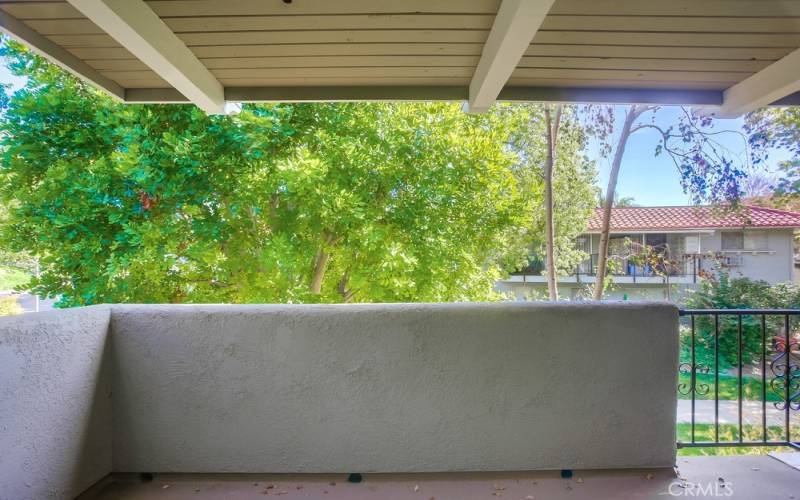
[296,485,303,490]
[493,484,506,490]
[414,484,420,492]
[751,467,760,471]
[329,482,336,487]
[645,473,654,480]
[526,496,535,500]
[576,477,583,483]
[162,485,170,489]
[266,484,274,489]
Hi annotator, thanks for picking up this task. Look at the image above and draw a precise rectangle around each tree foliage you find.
[747,107,800,199]
[503,105,597,280]
[0,40,596,306]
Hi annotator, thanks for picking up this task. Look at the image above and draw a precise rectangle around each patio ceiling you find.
[1,0,800,115]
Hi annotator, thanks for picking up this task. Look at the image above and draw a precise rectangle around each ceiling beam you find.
[464,0,556,113]
[714,46,800,118]
[67,0,225,114]
[0,10,124,100]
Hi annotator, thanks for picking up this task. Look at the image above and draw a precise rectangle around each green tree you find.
[503,104,597,290]
[747,107,800,199]
[0,40,597,306]
[596,192,637,207]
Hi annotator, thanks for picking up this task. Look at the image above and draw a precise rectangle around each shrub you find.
[682,273,800,368]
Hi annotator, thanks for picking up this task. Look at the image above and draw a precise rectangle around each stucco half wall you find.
[0,306,112,500]
[109,302,679,473]
[1,302,679,498]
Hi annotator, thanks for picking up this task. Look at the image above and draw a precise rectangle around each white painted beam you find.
[67,0,225,114]
[0,11,124,100]
[714,46,800,118]
[464,0,556,113]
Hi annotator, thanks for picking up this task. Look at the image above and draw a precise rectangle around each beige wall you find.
[698,228,795,284]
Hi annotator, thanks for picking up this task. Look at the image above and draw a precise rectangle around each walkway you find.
[677,399,800,427]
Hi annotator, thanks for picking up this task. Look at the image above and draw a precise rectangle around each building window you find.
[721,231,744,250]
[744,231,769,251]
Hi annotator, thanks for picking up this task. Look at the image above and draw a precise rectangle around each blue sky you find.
[0,61,25,92]
[0,57,789,207]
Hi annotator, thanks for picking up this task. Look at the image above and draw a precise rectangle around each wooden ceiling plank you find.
[72,43,488,59]
[102,66,478,80]
[532,31,800,47]
[163,14,495,32]
[549,0,800,17]
[145,0,502,17]
[89,55,480,71]
[541,15,800,33]
[517,56,770,72]
[511,67,751,83]
[177,30,490,46]
[525,44,791,61]
[0,8,124,98]
[0,2,85,19]
[67,0,225,113]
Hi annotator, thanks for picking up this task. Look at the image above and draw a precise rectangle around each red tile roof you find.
[586,205,800,232]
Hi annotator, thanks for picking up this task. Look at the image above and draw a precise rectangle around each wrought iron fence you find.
[678,309,799,450]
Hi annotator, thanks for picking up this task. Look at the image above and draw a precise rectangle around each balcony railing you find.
[678,309,799,450]
[511,252,749,284]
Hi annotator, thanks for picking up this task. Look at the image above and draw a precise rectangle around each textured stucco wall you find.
[0,306,112,500]
[109,302,679,473]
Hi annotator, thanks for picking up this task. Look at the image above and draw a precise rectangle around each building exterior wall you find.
[698,228,794,284]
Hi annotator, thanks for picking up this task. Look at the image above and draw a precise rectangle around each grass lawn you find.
[678,372,781,402]
[0,266,30,291]
[677,423,793,456]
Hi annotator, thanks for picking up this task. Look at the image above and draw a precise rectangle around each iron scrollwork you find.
[770,339,800,411]
[678,363,711,396]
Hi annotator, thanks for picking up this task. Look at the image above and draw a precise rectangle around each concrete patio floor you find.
[77,455,800,500]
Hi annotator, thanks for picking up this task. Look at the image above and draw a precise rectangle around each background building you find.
[499,205,800,301]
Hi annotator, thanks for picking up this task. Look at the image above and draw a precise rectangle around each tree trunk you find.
[543,104,562,301]
[593,105,641,300]
[338,270,355,302]
[310,248,330,294]
[310,233,335,294]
